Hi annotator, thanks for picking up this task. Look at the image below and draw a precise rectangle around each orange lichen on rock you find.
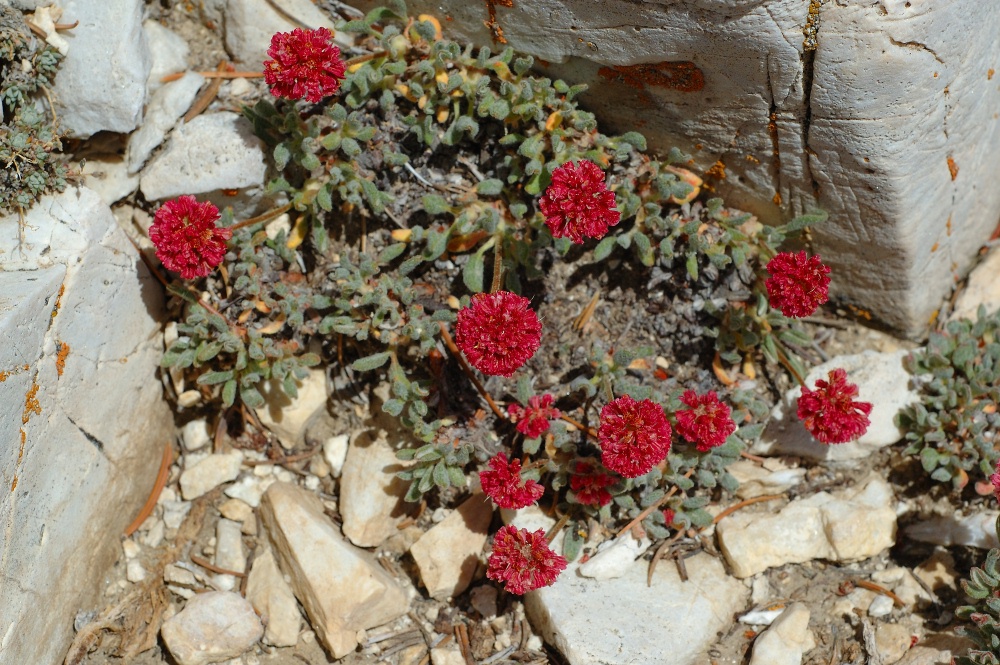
[22,381,41,425]
[773,192,783,205]
[597,61,705,92]
[56,341,70,377]
[51,283,65,319]
[704,160,726,180]
[484,0,513,44]
[947,156,959,181]
[989,69,995,80]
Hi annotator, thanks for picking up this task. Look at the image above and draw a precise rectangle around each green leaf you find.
[463,252,485,293]
[241,385,265,409]
[422,194,451,215]
[432,462,450,488]
[593,235,616,262]
[221,379,237,407]
[197,370,234,385]
[476,178,504,196]
[378,243,407,263]
[351,352,392,372]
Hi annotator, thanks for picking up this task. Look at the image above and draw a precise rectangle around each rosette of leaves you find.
[957,533,1000,665]
[896,306,1000,488]
[0,5,66,213]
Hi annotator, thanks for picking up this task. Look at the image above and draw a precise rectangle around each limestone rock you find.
[179,452,243,500]
[161,591,263,665]
[951,246,1000,321]
[256,368,329,450]
[578,535,651,580]
[754,351,918,460]
[246,545,302,647]
[214,518,246,591]
[144,19,190,92]
[79,155,139,205]
[224,0,338,66]
[323,433,349,477]
[896,646,958,665]
[139,112,267,202]
[717,474,896,578]
[877,623,917,664]
[526,552,748,665]
[181,419,212,452]
[914,550,958,597]
[906,510,1000,550]
[127,72,205,173]
[54,0,150,137]
[748,603,814,665]
[728,458,807,499]
[340,429,415,547]
[0,187,172,665]
[410,494,492,599]
[259,482,409,658]
[349,0,1000,337]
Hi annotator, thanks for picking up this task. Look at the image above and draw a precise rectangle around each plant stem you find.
[614,468,695,538]
[230,202,294,231]
[490,236,503,293]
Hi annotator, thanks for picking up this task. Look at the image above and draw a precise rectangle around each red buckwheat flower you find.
[797,368,873,444]
[149,196,231,280]
[486,525,567,594]
[263,28,346,103]
[538,159,620,244]
[569,461,615,507]
[508,394,561,438]
[598,395,672,478]
[675,390,736,452]
[990,460,1000,504]
[480,453,544,509]
[454,291,542,377]
[765,251,831,318]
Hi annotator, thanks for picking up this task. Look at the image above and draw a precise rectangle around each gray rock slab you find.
[79,154,139,206]
[247,545,303,647]
[349,0,1000,336]
[224,0,337,66]
[717,474,897,578]
[753,350,918,461]
[951,246,1000,321]
[409,494,492,599]
[525,552,748,665]
[54,0,150,137]
[339,429,415,547]
[0,187,172,665]
[127,72,205,174]
[161,591,263,665]
[748,603,815,665]
[139,111,267,201]
[259,482,409,658]
[144,19,190,92]
[906,510,1000,550]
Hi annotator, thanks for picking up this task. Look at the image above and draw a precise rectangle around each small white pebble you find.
[300,630,315,644]
[869,594,895,617]
[253,465,274,477]
[304,475,320,491]
[122,539,141,559]
[526,636,543,651]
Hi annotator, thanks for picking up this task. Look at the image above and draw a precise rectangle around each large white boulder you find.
[0,187,172,665]
[349,0,1000,335]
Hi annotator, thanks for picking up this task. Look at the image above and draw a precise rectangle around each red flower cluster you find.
[486,525,567,594]
[538,159,620,244]
[675,390,736,452]
[479,453,544,509]
[598,395,672,478]
[569,461,615,507]
[797,368,873,444]
[149,196,231,280]
[765,251,831,318]
[508,394,561,438]
[991,460,1000,504]
[263,28,347,103]
[454,291,542,377]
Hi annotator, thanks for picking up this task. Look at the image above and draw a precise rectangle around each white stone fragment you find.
[410,494,492,599]
[258,482,409,658]
[952,245,1000,321]
[216,518,246,575]
[139,112,267,201]
[246,546,302,647]
[179,452,243,500]
[739,608,785,626]
[181,419,212,453]
[430,645,465,665]
[256,368,329,450]
[126,559,147,583]
[161,500,191,530]
[868,594,895,618]
[122,540,140,560]
[31,6,68,54]
[526,552,748,665]
[224,0,338,65]
[219,498,253,524]
[161,591,263,665]
[143,519,165,548]
[340,430,414,547]
[322,434,349,478]
[906,510,1000,550]
[127,72,205,174]
[896,646,955,665]
[578,535,651,580]
[754,351,919,461]
[717,474,897,578]
[748,603,814,665]
[54,0,150,137]
[876,623,918,665]
[728,459,807,500]
[79,155,139,206]
[224,475,270,508]
[144,20,190,92]
[164,564,198,588]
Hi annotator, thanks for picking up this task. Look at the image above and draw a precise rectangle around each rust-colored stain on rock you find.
[598,61,705,92]
[947,156,959,181]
